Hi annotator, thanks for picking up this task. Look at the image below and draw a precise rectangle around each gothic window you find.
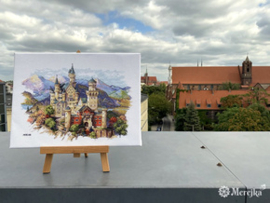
[247,67,249,72]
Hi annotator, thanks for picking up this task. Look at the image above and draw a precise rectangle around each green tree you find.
[148,93,172,125]
[141,84,166,96]
[198,110,215,131]
[214,106,270,131]
[214,107,240,131]
[184,102,201,131]
[45,105,55,116]
[220,95,243,109]
[174,108,187,131]
[113,118,128,135]
[243,87,270,105]
[36,105,39,112]
[90,131,96,138]
[70,124,79,135]
[218,81,240,90]
[248,103,270,121]
[228,108,270,131]
[45,118,56,129]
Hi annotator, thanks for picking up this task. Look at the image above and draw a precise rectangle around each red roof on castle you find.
[171,66,270,85]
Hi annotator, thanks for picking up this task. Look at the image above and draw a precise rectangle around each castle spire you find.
[55,75,59,84]
[70,63,75,74]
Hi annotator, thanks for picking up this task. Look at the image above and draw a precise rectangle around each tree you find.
[183,102,201,131]
[228,108,270,131]
[45,105,55,116]
[248,103,270,122]
[213,107,240,131]
[141,84,166,96]
[214,107,270,131]
[36,105,39,112]
[174,108,187,131]
[113,118,128,135]
[220,95,243,109]
[243,87,270,105]
[70,124,79,135]
[90,131,96,139]
[148,93,172,125]
[45,118,56,129]
[218,81,240,90]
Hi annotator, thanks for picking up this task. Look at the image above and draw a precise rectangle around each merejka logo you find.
[218,186,230,198]
[218,185,266,198]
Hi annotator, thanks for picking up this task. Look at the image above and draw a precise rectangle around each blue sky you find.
[96,11,154,34]
[0,0,270,82]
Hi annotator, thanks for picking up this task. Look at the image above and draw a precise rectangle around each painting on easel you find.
[10,53,141,147]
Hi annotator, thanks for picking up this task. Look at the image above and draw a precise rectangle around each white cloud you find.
[0,0,270,82]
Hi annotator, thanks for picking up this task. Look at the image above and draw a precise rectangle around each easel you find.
[40,146,110,174]
[40,50,110,174]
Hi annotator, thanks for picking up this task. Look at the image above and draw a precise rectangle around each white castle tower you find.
[86,78,99,111]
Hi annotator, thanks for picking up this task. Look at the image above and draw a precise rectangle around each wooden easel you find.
[40,146,110,174]
[40,50,110,174]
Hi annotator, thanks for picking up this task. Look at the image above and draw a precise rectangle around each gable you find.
[66,84,76,95]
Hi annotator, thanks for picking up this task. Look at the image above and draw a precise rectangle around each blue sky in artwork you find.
[96,11,154,33]
[33,68,127,88]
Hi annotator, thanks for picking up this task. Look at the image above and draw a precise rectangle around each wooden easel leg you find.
[73,153,81,158]
[84,153,88,158]
[43,154,53,174]
[100,153,110,172]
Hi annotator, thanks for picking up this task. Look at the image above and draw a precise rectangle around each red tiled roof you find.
[158,81,168,85]
[252,66,270,84]
[172,66,270,85]
[172,66,241,84]
[179,90,252,110]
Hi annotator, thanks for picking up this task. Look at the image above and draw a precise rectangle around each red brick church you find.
[166,57,270,114]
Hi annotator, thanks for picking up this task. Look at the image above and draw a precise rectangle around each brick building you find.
[167,57,270,113]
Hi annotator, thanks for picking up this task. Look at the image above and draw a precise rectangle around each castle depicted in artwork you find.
[49,64,107,134]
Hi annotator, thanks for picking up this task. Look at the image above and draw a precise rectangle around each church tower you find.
[144,67,148,85]
[168,65,172,85]
[241,56,252,85]
[86,78,99,111]
[68,64,76,85]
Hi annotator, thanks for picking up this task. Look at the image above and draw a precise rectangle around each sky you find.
[0,0,270,82]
